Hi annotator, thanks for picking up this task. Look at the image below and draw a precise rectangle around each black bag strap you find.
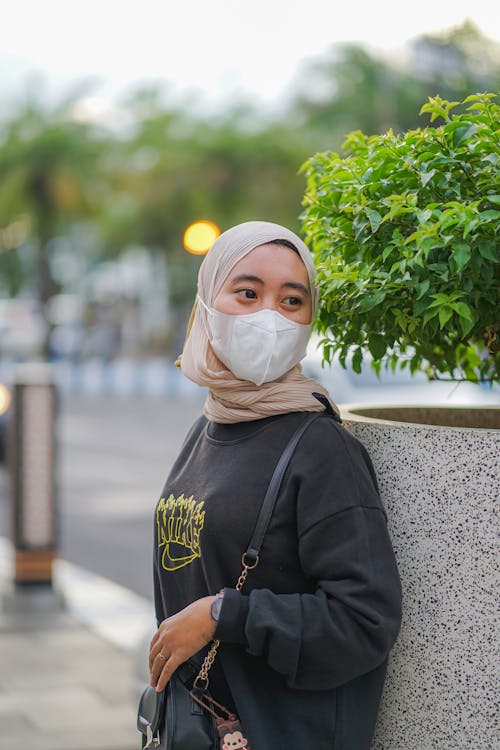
[243,412,323,566]
[195,408,334,691]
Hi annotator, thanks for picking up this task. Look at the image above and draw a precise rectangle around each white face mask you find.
[198,297,312,386]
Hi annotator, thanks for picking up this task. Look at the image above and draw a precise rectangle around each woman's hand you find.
[149,596,216,692]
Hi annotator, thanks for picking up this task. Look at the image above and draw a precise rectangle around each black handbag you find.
[137,662,218,750]
[137,413,322,749]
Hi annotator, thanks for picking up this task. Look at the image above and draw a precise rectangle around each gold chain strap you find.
[194,553,259,689]
[195,639,220,687]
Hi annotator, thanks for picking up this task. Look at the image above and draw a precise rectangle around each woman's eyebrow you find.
[229,275,309,296]
[230,274,264,285]
[281,281,310,296]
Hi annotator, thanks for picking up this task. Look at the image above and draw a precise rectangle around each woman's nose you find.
[261,295,280,312]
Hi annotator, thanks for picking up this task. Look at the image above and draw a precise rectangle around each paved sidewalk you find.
[0,538,154,750]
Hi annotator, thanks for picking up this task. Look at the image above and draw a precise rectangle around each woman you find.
[148,221,402,749]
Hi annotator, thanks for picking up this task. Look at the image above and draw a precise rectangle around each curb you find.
[0,536,155,654]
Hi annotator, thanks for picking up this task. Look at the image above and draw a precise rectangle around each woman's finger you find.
[149,637,168,675]
[155,655,179,693]
[149,640,161,671]
[149,629,159,654]
[150,649,169,685]
[149,629,166,670]
[151,651,173,687]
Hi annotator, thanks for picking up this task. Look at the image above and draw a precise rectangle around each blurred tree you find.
[0,88,106,356]
[98,86,308,323]
[411,20,500,95]
[290,21,500,150]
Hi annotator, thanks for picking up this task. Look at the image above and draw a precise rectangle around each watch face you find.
[211,595,223,622]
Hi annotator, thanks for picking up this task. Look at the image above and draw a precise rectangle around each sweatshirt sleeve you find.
[214,418,402,691]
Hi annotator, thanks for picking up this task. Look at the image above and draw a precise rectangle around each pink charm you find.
[222,729,249,749]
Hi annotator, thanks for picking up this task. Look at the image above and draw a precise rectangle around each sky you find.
[1,0,499,119]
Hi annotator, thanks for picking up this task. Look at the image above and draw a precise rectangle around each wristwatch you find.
[210,590,224,622]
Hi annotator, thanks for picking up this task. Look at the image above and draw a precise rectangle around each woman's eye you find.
[237,289,257,299]
[283,296,302,306]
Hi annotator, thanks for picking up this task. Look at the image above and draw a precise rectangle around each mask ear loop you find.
[195,296,214,341]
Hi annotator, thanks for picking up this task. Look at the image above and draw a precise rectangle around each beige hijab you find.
[178,221,337,423]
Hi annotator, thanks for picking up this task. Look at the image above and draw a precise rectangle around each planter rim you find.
[339,403,500,432]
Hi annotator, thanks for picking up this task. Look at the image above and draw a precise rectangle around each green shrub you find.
[301,93,500,383]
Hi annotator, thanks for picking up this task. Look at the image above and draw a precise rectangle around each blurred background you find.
[0,2,499,729]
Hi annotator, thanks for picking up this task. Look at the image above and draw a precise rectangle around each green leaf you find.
[419,97,457,122]
[368,334,387,360]
[479,210,500,221]
[453,302,474,322]
[463,218,479,238]
[478,243,499,262]
[358,291,385,312]
[409,354,421,374]
[423,308,439,325]
[483,153,499,166]
[463,93,496,104]
[452,243,471,272]
[428,293,452,308]
[365,208,382,233]
[415,279,430,300]
[382,245,394,262]
[486,195,500,205]
[420,169,436,187]
[416,208,433,224]
[439,306,453,328]
[352,347,363,374]
[458,315,475,337]
[452,123,478,146]
[464,348,482,368]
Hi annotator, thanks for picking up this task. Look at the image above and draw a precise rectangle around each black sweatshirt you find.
[153,410,402,750]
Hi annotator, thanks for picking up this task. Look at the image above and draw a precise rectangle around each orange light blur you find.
[183,221,220,255]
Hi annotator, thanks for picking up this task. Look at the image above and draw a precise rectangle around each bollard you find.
[8,363,57,587]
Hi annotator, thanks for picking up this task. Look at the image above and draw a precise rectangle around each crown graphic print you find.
[156,494,205,571]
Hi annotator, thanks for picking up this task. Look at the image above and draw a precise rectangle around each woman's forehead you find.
[224,242,309,280]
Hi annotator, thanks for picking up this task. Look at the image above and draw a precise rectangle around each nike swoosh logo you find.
[161,543,200,572]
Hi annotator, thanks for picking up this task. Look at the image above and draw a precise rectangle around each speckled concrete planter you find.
[341,406,499,750]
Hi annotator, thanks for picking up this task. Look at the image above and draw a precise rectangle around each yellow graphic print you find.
[156,494,205,571]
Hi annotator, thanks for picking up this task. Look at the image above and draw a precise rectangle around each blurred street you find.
[0,570,140,750]
[57,393,204,600]
[0,392,204,600]
[0,391,206,749]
